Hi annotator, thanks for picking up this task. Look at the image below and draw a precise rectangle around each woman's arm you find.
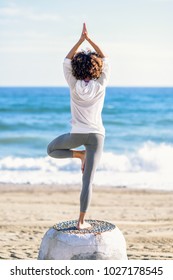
[83,23,106,58]
[65,23,106,59]
[65,38,84,59]
[65,24,86,59]
[86,38,106,58]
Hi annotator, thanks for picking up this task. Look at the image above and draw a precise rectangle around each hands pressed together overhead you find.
[80,23,89,42]
[66,23,105,59]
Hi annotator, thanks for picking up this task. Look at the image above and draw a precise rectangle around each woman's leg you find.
[77,133,104,229]
[47,133,76,158]
[47,133,86,169]
[47,133,104,230]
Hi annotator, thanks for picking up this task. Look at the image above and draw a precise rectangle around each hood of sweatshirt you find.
[75,80,98,101]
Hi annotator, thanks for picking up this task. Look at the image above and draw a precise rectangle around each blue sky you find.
[0,0,173,86]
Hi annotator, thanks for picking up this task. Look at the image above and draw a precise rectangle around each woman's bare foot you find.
[76,221,92,230]
[76,211,92,230]
[73,150,86,173]
[80,151,86,173]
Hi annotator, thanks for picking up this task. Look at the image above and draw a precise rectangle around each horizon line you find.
[0,85,173,88]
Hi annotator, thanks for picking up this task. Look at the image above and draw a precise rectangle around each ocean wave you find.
[0,141,173,190]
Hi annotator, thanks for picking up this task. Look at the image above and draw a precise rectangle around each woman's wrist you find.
[79,37,85,44]
[86,37,91,42]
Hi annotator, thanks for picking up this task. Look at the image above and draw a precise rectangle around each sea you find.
[0,86,173,190]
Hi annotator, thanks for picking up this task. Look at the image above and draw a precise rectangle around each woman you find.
[47,23,110,229]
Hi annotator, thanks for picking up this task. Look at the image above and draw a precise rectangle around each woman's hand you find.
[65,22,105,59]
[80,23,89,41]
[83,23,88,38]
[65,23,87,59]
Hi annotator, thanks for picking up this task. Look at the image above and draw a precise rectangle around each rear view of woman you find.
[47,23,110,229]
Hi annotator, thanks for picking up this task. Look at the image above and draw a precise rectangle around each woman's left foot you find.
[72,150,86,173]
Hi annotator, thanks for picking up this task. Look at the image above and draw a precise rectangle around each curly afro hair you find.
[71,51,103,80]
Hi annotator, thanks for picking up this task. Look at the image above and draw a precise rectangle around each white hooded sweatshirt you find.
[63,57,110,136]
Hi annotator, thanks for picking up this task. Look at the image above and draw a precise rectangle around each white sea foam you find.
[0,141,173,190]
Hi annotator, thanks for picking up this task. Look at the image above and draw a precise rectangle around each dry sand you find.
[0,183,173,260]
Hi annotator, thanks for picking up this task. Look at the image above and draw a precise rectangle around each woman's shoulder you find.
[63,58,72,65]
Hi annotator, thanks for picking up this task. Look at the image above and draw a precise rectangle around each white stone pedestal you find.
[38,220,127,260]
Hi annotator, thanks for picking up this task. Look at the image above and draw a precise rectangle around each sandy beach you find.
[0,183,173,260]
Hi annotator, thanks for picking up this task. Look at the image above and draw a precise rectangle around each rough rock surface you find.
[38,220,128,260]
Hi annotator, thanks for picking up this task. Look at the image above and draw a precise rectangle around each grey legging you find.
[47,133,104,212]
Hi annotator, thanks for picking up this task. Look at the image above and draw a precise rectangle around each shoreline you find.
[0,183,173,260]
[1,182,173,192]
